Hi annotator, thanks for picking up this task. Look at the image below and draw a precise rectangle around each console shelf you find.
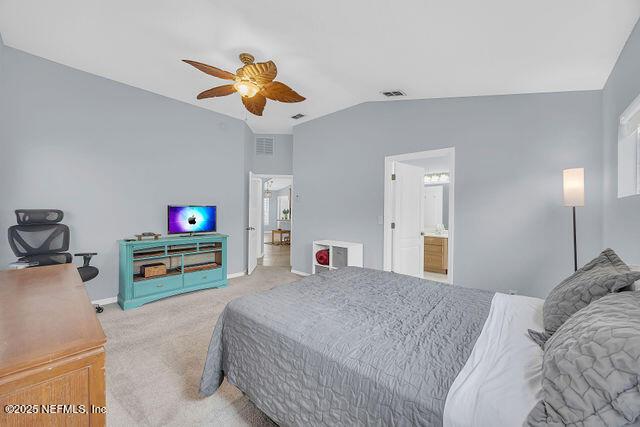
[118,234,228,310]
[133,268,182,282]
[183,262,219,273]
[132,244,222,260]
[133,249,222,262]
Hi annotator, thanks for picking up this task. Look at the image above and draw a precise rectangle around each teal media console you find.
[118,234,228,310]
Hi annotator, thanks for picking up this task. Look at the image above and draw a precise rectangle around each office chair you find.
[8,209,103,313]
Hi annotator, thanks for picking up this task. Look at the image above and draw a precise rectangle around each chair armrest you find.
[74,252,97,267]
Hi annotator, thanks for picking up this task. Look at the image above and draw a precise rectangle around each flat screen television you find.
[167,205,217,234]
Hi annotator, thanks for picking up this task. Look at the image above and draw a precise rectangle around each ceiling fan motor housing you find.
[239,53,255,65]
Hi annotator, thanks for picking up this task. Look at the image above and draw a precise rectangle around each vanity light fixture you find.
[424,172,450,184]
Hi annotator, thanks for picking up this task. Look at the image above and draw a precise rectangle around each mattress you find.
[443,293,544,426]
[200,267,499,426]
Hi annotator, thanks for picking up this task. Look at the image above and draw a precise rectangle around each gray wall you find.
[0,34,4,80]
[5,22,639,300]
[0,42,253,300]
[292,92,604,297]
[602,19,640,267]
[251,134,293,175]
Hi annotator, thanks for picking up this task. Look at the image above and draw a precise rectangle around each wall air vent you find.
[381,90,406,98]
[256,136,275,156]
[291,113,306,120]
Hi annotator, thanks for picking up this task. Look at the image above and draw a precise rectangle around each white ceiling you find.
[403,157,450,174]
[1,1,639,134]
[264,177,292,192]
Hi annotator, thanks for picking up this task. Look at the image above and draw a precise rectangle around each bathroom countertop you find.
[423,231,448,238]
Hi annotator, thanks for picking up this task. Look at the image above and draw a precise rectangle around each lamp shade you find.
[563,168,585,207]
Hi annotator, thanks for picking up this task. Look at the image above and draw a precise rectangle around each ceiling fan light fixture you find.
[234,80,260,98]
[183,53,305,116]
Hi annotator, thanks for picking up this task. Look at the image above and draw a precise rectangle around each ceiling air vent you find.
[291,113,306,120]
[256,136,275,156]
[381,90,406,98]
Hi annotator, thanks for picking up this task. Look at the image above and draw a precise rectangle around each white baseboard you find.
[92,296,117,305]
[227,271,246,279]
[291,269,310,276]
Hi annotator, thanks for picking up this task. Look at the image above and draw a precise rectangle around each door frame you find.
[248,172,294,271]
[383,148,455,283]
[247,172,262,275]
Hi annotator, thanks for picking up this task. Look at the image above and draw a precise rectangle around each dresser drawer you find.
[425,236,445,246]
[425,244,444,255]
[425,254,444,267]
[134,275,182,298]
[183,268,224,288]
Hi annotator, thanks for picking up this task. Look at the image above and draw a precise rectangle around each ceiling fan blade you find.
[237,61,277,85]
[242,94,267,116]
[182,60,237,80]
[260,81,305,103]
[197,85,237,99]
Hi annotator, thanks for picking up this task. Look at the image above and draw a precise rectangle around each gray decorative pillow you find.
[529,249,640,347]
[526,291,640,426]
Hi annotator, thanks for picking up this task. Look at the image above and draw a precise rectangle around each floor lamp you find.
[563,168,585,272]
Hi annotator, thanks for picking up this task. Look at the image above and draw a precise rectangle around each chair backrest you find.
[8,210,71,264]
[15,209,64,225]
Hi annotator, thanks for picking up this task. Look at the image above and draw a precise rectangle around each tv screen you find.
[167,205,217,234]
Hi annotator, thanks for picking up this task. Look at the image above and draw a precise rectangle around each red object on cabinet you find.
[315,249,329,265]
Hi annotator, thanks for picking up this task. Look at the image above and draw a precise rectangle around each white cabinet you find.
[312,240,364,274]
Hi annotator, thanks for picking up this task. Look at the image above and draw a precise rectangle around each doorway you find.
[247,172,293,274]
[383,148,455,283]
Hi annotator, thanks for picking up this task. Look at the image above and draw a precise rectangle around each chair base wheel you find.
[95,305,104,313]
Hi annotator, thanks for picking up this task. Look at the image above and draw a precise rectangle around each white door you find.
[247,174,262,275]
[423,185,443,231]
[392,162,425,277]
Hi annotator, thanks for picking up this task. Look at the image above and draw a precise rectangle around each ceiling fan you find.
[183,53,305,116]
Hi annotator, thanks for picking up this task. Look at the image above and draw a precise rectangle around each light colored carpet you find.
[99,266,300,426]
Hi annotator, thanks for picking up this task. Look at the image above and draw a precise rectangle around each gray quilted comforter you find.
[200,267,494,426]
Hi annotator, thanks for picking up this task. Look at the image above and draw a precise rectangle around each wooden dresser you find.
[424,236,448,274]
[0,264,106,426]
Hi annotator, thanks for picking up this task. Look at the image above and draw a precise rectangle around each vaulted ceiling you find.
[1,1,639,133]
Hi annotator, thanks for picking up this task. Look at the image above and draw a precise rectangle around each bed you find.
[200,267,545,426]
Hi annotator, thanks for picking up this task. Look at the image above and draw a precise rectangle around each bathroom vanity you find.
[424,233,448,274]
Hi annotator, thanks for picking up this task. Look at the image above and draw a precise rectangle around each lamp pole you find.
[572,206,577,272]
